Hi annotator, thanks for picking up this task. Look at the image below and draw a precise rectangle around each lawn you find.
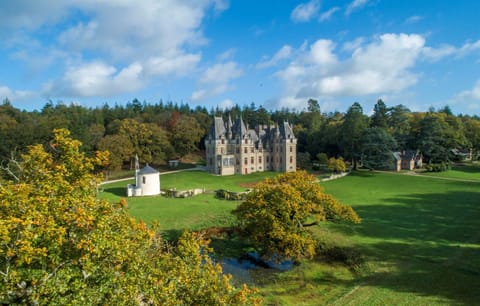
[100,170,275,234]
[100,170,480,305]
[418,163,480,182]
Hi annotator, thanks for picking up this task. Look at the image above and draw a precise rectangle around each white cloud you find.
[346,0,369,15]
[405,15,423,24]
[145,54,201,77]
[45,61,144,97]
[256,45,293,69]
[308,40,337,66]
[218,98,235,109]
[0,85,35,102]
[319,7,340,22]
[199,61,243,84]
[422,39,480,61]
[342,37,365,52]
[455,80,480,101]
[274,33,426,109]
[191,61,243,101]
[1,1,223,99]
[291,0,320,23]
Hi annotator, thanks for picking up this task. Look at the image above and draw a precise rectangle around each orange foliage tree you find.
[233,171,360,262]
[0,129,259,305]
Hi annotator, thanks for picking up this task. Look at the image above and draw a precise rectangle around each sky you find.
[1,0,480,114]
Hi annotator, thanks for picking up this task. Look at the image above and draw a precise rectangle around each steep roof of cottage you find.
[138,165,159,175]
[392,152,402,160]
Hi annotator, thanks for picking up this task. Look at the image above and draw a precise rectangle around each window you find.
[244,147,248,153]
[221,139,225,144]
[251,147,254,153]
[244,157,248,165]
[266,156,269,162]
[236,148,240,153]
[236,158,240,165]
[245,139,248,144]
[251,156,254,164]
[259,156,262,163]
[290,156,293,163]
[142,176,146,184]
[290,147,293,153]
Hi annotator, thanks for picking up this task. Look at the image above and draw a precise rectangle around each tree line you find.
[1,98,479,171]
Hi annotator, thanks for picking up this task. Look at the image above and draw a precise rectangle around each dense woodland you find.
[1,98,480,171]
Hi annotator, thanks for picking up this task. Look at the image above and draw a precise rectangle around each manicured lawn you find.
[100,170,275,234]
[100,170,480,305]
[418,163,480,182]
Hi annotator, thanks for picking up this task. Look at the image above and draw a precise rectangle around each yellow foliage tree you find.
[0,129,259,305]
[233,171,360,262]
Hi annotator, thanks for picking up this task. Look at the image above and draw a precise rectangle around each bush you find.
[425,161,451,172]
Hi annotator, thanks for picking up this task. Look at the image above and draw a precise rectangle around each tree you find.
[327,157,346,173]
[387,104,411,149]
[340,102,368,169]
[361,127,397,170]
[169,115,204,158]
[232,171,360,262]
[0,129,259,305]
[371,99,389,129]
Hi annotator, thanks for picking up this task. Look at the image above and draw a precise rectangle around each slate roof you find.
[138,165,159,175]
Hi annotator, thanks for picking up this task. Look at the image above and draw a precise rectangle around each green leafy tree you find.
[371,99,389,129]
[340,102,368,169]
[232,171,360,262]
[0,129,260,305]
[170,115,204,157]
[361,127,397,170]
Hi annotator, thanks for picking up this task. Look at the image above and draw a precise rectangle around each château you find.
[205,115,297,175]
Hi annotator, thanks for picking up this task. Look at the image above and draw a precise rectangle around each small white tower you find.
[127,156,160,197]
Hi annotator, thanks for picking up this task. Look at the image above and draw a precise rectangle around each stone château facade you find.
[205,115,297,175]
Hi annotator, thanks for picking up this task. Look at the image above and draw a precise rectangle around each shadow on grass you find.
[102,186,126,197]
[325,190,480,305]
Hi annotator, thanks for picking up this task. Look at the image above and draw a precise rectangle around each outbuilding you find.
[127,160,160,197]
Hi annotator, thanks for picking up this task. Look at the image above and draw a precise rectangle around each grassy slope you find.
[100,170,480,305]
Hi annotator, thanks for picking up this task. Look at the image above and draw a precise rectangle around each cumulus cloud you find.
[191,61,243,101]
[274,33,426,109]
[44,61,144,97]
[2,0,223,99]
[256,45,293,69]
[291,0,320,23]
[345,0,369,15]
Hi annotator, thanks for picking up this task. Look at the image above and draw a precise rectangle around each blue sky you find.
[1,0,480,114]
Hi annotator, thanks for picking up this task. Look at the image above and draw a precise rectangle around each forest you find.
[1,98,479,172]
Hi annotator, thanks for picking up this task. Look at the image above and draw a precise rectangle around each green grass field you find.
[418,163,480,182]
[100,170,480,305]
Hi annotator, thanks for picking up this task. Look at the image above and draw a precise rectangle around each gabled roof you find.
[138,165,159,175]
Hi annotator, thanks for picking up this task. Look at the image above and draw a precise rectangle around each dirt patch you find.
[238,182,258,188]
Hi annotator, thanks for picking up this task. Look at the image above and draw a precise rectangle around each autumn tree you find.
[232,171,360,262]
[0,129,259,305]
[327,157,347,173]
